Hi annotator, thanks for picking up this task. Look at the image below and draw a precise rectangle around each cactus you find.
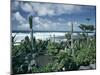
[29,16,34,51]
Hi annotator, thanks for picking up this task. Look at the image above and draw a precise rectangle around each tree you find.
[79,24,94,32]
[76,20,96,66]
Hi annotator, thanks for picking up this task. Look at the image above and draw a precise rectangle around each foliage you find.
[12,36,50,74]
[47,41,78,71]
[79,24,95,32]
[36,39,49,55]
[12,36,32,74]
[47,42,61,56]
[12,24,96,74]
[76,24,96,66]
[65,33,71,40]
[74,37,96,66]
[32,63,53,73]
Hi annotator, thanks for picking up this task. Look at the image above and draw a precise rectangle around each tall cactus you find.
[28,16,37,72]
[29,16,34,51]
[71,23,74,56]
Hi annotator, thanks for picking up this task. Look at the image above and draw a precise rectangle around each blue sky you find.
[11,1,96,32]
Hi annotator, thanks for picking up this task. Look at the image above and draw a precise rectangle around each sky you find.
[11,0,96,41]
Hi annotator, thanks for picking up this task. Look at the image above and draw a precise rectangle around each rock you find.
[90,64,96,69]
[79,66,90,70]
[79,63,96,70]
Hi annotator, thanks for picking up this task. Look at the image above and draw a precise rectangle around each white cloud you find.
[12,1,82,16]
[37,3,81,16]
[12,12,30,30]
[55,5,81,15]
[19,2,82,16]
[58,18,65,22]
[34,5,55,16]
[11,2,83,31]
[17,23,29,30]
[12,12,80,31]
[11,1,19,11]
[74,21,78,25]
[67,22,72,26]
[20,2,33,13]
[13,12,26,24]
[32,16,74,31]
[33,17,40,23]
[42,23,48,28]
[33,17,57,30]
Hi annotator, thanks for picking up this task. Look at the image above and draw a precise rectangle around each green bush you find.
[47,42,78,71]
[12,32,96,74]
[74,38,96,66]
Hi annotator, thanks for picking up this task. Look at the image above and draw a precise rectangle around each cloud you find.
[32,17,57,30]
[32,16,74,31]
[13,12,26,24]
[33,3,81,16]
[32,16,82,31]
[17,23,29,30]
[11,11,81,31]
[58,18,65,22]
[66,21,81,31]
[67,22,72,27]
[19,2,82,16]
[31,3,55,16]
[11,1,89,31]
[53,4,81,15]
[12,12,29,30]
[11,1,19,11]
[20,2,33,13]
[33,17,40,23]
